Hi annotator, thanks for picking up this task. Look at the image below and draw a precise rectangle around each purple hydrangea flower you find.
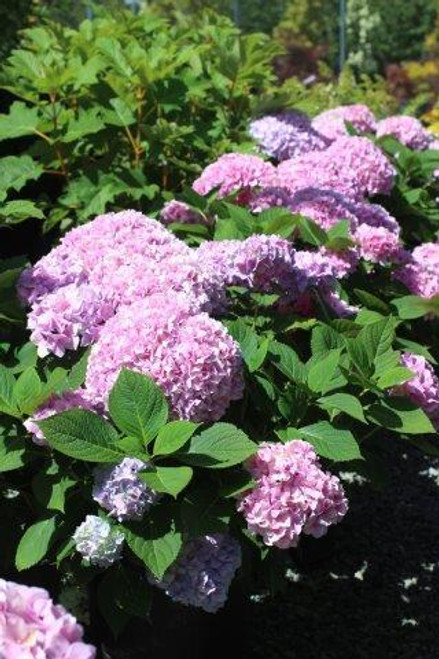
[376,115,434,150]
[394,242,439,299]
[392,352,439,423]
[0,579,96,658]
[160,200,209,226]
[152,534,242,613]
[92,458,159,522]
[311,104,377,141]
[72,516,124,567]
[192,153,275,201]
[237,440,348,549]
[249,111,329,161]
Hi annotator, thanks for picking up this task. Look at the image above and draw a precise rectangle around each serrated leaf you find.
[0,365,20,417]
[307,349,342,394]
[109,369,168,443]
[0,200,44,223]
[269,340,306,383]
[39,409,124,462]
[15,516,57,571]
[392,295,439,319]
[317,393,366,423]
[283,421,362,461]
[123,514,182,579]
[0,155,43,202]
[154,420,199,456]
[0,102,40,140]
[14,367,42,414]
[183,423,256,468]
[140,466,193,498]
[377,367,414,389]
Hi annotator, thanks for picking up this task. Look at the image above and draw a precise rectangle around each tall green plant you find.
[0,7,281,233]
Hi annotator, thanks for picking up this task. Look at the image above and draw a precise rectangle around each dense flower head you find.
[197,234,305,296]
[275,136,395,200]
[72,516,124,568]
[249,111,329,161]
[295,247,358,284]
[352,200,400,235]
[353,223,403,264]
[285,187,360,231]
[160,200,208,226]
[394,242,439,299]
[152,534,242,613]
[192,153,275,201]
[85,293,243,422]
[311,104,377,141]
[0,579,96,659]
[92,458,159,522]
[393,353,439,422]
[237,440,348,548]
[24,389,94,447]
[376,115,434,151]
[18,210,186,306]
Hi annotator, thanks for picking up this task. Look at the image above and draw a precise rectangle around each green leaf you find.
[311,324,344,355]
[98,565,151,626]
[66,350,90,390]
[38,409,125,462]
[183,423,256,468]
[0,102,40,140]
[307,349,342,394]
[105,98,136,127]
[317,393,366,423]
[124,512,182,579]
[298,215,327,246]
[15,516,57,571]
[284,421,362,461]
[0,365,20,417]
[395,338,437,364]
[0,433,29,472]
[376,367,414,389]
[154,420,200,456]
[392,295,439,319]
[358,317,396,368]
[269,341,306,383]
[354,289,390,314]
[14,368,42,414]
[140,466,193,498]
[0,155,43,202]
[367,397,435,435]
[0,200,44,223]
[64,108,105,142]
[108,369,168,443]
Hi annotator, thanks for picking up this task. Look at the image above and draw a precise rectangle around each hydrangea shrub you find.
[1,98,439,648]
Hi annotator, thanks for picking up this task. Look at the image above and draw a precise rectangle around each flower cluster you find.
[152,534,242,613]
[85,294,244,422]
[394,242,439,298]
[0,579,96,658]
[393,353,439,423]
[353,224,403,264]
[160,200,208,226]
[92,458,159,522]
[24,389,94,446]
[376,115,436,151]
[237,440,348,549]
[311,104,377,141]
[192,153,275,201]
[73,516,124,567]
[249,111,329,161]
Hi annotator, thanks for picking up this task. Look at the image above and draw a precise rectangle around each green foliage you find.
[0,7,281,231]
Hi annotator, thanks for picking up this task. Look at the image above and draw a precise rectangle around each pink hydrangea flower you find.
[275,136,395,200]
[392,352,439,422]
[353,224,403,264]
[0,579,96,659]
[85,293,244,422]
[237,440,348,549]
[24,389,94,447]
[394,242,439,299]
[192,153,275,202]
[376,115,434,151]
[311,104,377,141]
[249,111,329,161]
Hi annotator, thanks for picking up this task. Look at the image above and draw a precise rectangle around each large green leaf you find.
[282,421,362,462]
[367,397,435,435]
[0,155,43,202]
[38,409,124,462]
[15,516,57,571]
[0,102,40,140]
[317,393,366,423]
[153,420,199,456]
[183,423,256,468]
[109,369,168,443]
[140,466,193,498]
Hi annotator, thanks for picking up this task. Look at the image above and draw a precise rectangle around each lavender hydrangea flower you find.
[151,534,242,613]
[0,579,96,658]
[160,200,208,226]
[394,242,439,299]
[237,440,348,549]
[353,224,403,264]
[249,111,329,161]
[92,458,159,522]
[72,516,124,567]
[85,293,244,423]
